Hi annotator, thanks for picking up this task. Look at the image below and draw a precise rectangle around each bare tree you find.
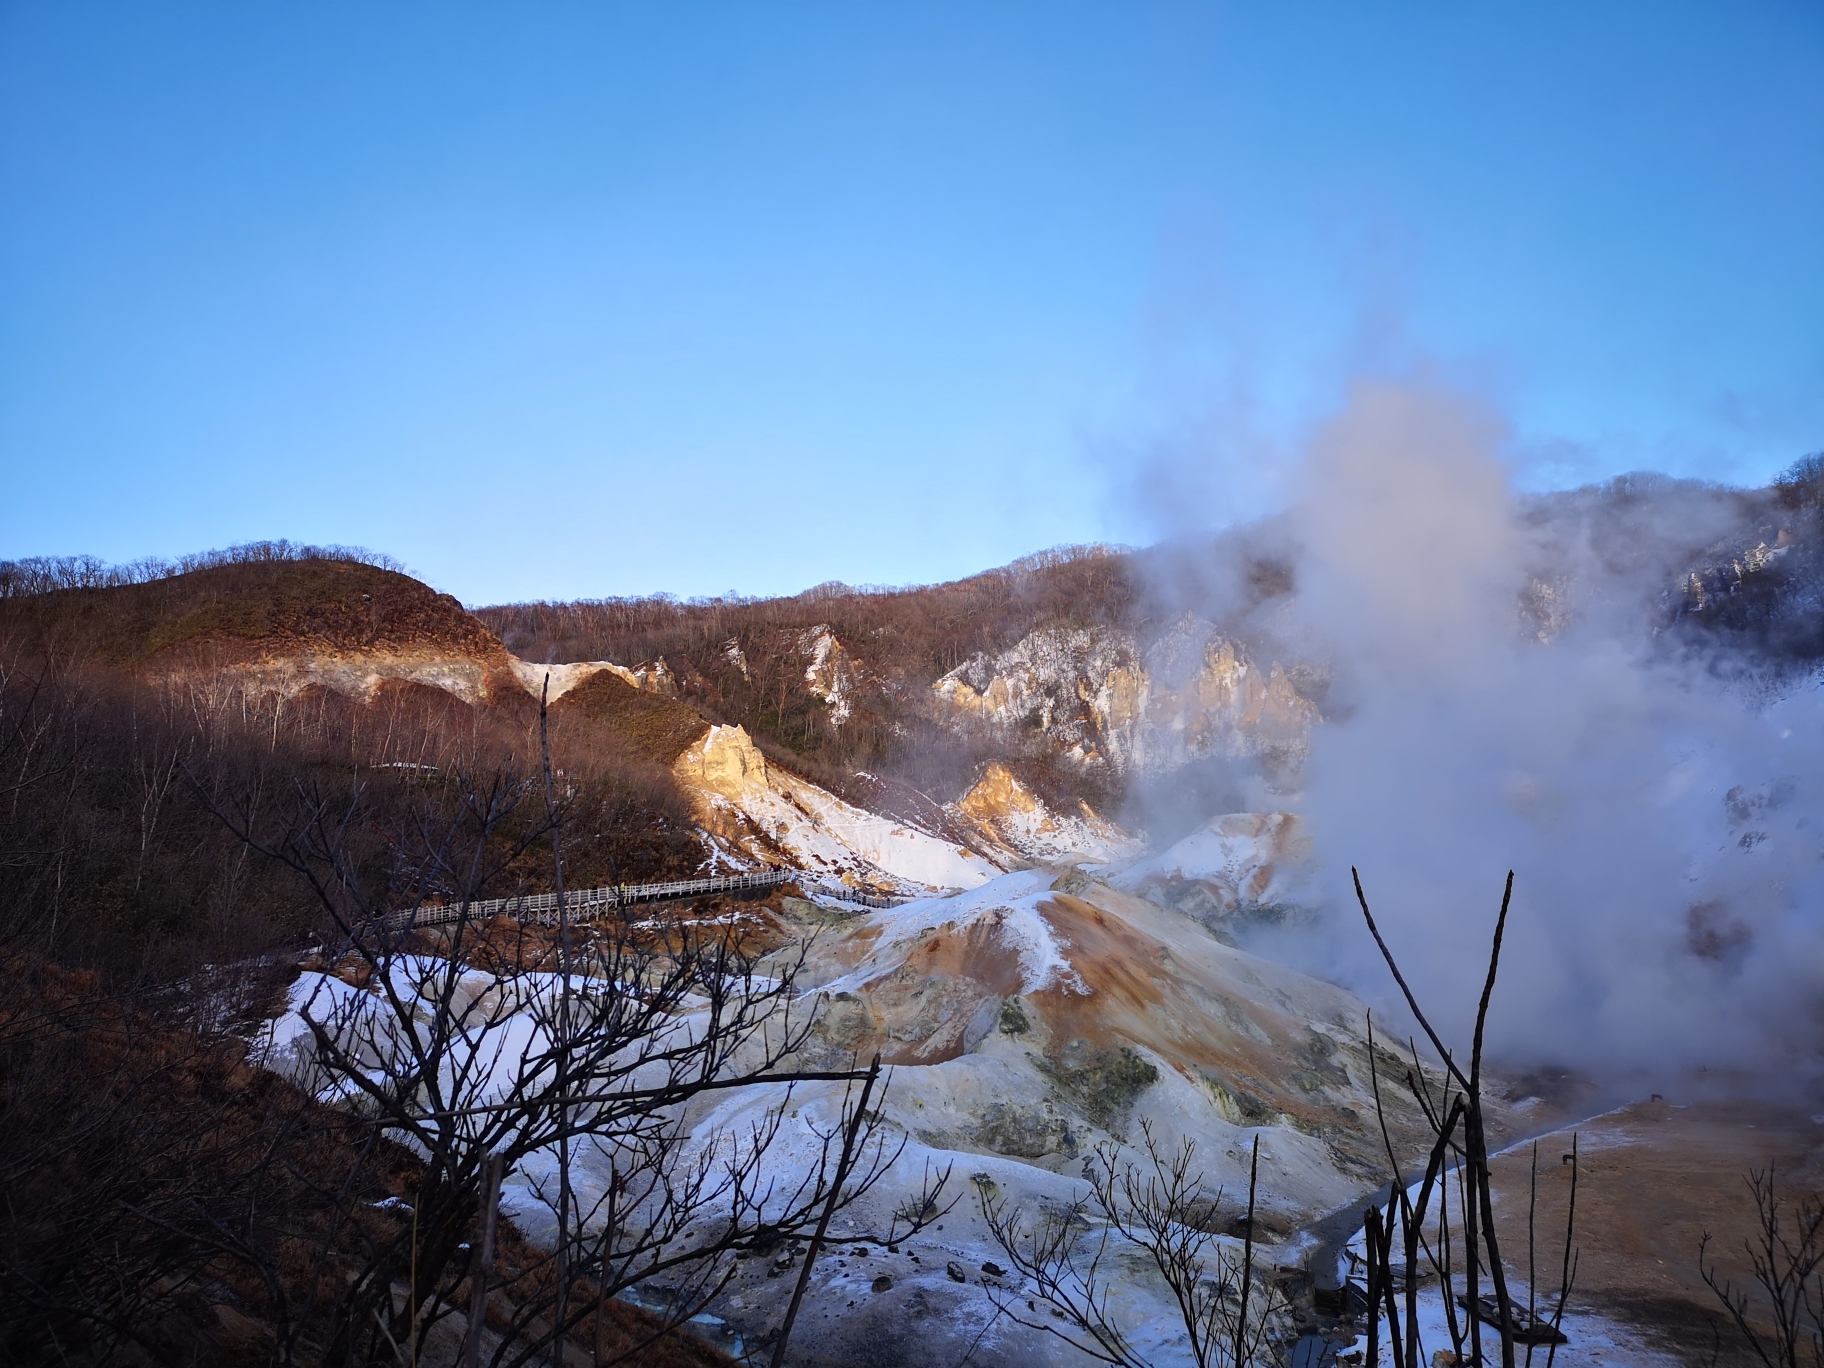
[978,1123,1293,1368]
[218,752,949,1367]
[1353,869,1579,1368]
[1700,1167,1824,1368]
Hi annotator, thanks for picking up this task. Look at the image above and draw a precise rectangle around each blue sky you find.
[2,2,1820,604]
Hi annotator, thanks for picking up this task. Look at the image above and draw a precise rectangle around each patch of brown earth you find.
[1028,893,1406,1161]
[813,915,1028,1079]
[1484,1096,1824,1367]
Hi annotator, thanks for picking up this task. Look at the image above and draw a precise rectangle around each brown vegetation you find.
[197,702,949,1368]
[0,953,737,1367]
[553,671,711,768]
[0,559,707,981]
[475,545,1144,804]
[0,552,936,1364]
[0,553,503,669]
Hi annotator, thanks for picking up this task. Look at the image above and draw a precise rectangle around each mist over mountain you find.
[461,388,1824,1088]
[1123,382,1824,1086]
[11,407,1822,1084]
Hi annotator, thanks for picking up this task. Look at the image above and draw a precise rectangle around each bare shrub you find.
[1353,870,1580,1368]
[211,715,950,1366]
[978,1123,1292,1368]
[1700,1168,1824,1368]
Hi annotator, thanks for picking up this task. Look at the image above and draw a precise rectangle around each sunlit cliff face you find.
[1147,379,1824,1086]
[932,622,1318,776]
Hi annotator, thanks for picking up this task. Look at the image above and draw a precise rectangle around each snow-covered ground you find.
[1111,811,1311,911]
[263,831,1714,1367]
[251,852,1452,1366]
[1334,1142,1683,1368]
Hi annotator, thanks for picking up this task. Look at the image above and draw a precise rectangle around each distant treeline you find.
[479,542,1134,664]
[0,539,404,599]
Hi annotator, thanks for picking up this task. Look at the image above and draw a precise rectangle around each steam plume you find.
[1149,378,1824,1085]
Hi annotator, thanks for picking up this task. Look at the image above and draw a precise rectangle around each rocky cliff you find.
[932,618,1320,777]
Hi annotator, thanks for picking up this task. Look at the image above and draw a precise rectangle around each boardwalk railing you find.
[376,869,910,931]
[814,886,903,910]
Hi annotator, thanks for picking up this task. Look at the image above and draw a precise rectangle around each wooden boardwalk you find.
[379,869,908,931]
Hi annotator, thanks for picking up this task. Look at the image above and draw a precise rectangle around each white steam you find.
[1163,380,1824,1084]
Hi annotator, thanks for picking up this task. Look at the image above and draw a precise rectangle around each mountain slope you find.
[0,556,501,667]
[0,555,1043,897]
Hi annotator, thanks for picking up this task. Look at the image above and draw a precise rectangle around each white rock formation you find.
[506,655,674,700]
[1111,811,1313,916]
[796,625,854,726]
[932,619,1319,775]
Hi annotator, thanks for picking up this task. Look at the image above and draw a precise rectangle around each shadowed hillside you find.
[0,552,706,979]
[0,543,502,667]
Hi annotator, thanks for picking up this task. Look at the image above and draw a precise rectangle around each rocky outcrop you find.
[672,725,1002,893]
[791,868,1420,1172]
[931,619,1319,775]
[155,645,512,706]
[673,722,772,803]
[951,762,1142,865]
[159,648,684,711]
[796,626,854,726]
[508,656,676,701]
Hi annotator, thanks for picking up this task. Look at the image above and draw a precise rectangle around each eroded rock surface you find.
[931,619,1320,776]
[951,760,1143,865]
[673,723,1003,893]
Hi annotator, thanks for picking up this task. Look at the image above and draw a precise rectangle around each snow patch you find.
[811,870,1085,997]
[1111,811,1311,910]
[674,724,1000,893]
[505,655,672,701]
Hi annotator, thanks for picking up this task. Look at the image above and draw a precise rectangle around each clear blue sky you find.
[2,3,1820,604]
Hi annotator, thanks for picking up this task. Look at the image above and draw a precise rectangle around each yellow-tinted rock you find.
[673,724,770,802]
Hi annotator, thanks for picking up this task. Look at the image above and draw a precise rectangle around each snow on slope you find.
[254,869,1473,1367]
[675,724,1002,892]
[951,761,1143,865]
[1111,811,1312,914]
[806,869,1084,1003]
